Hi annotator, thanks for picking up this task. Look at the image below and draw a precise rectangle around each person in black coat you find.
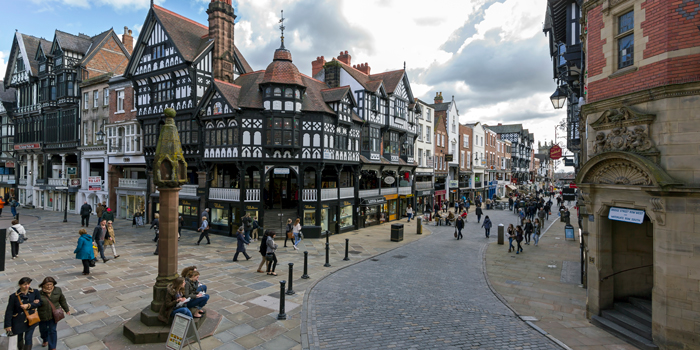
[4,277,42,350]
[455,216,464,240]
[79,202,92,227]
[232,227,251,261]
[475,206,483,223]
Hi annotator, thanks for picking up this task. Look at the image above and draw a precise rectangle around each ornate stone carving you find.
[590,107,658,158]
[584,160,653,186]
[650,197,666,226]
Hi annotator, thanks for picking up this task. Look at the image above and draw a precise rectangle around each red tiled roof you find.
[261,49,304,86]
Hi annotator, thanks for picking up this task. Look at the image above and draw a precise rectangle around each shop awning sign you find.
[608,207,645,224]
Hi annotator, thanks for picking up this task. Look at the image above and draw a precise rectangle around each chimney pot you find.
[121,26,134,55]
[312,55,327,77]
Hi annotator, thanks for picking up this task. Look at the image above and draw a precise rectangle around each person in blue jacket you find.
[74,229,95,275]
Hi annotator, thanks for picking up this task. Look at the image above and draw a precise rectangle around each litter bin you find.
[391,223,404,242]
[497,224,504,245]
[417,217,422,235]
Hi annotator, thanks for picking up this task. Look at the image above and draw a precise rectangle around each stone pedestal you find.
[150,187,180,313]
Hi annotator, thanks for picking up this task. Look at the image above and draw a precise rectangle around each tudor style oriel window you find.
[154,81,173,103]
[617,10,634,69]
[266,117,299,146]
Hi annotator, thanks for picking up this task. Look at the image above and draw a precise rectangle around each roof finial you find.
[279,10,286,49]
[404,61,406,70]
[150,0,153,7]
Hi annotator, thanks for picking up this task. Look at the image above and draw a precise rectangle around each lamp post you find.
[550,86,567,109]
[95,129,105,143]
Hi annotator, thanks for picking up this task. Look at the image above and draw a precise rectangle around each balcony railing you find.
[181,184,198,197]
[380,187,397,195]
[0,174,15,182]
[321,188,338,201]
[398,186,412,195]
[459,181,469,188]
[48,178,67,186]
[209,188,239,201]
[416,181,432,191]
[339,187,354,199]
[302,188,317,202]
[119,178,147,189]
[245,189,260,202]
[475,182,483,188]
[359,189,379,198]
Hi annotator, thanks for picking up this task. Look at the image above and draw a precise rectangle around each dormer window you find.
[285,88,293,98]
[16,58,25,72]
[265,87,271,96]
[274,88,282,97]
[295,89,300,99]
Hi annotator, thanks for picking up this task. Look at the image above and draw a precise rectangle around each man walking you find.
[80,201,92,227]
[92,220,110,263]
[242,212,252,244]
[538,207,546,223]
[475,205,483,223]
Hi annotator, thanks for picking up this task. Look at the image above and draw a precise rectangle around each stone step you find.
[601,309,652,339]
[123,307,209,344]
[615,302,652,328]
[629,297,652,315]
[592,315,658,350]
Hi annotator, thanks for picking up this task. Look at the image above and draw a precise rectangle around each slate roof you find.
[261,49,304,86]
[153,5,252,72]
[320,86,351,103]
[484,123,524,134]
[0,82,16,103]
[213,79,241,110]
[21,34,52,76]
[54,30,92,54]
[331,58,404,94]
[370,70,404,94]
[431,102,451,111]
[232,71,335,114]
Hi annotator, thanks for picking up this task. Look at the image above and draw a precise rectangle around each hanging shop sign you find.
[550,145,562,160]
[67,167,77,175]
[384,176,395,185]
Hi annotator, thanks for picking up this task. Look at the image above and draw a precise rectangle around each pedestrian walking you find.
[232,227,251,261]
[95,202,104,220]
[257,230,269,273]
[265,231,278,276]
[251,216,260,242]
[79,202,92,227]
[74,229,95,275]
[538,207,546,223]
[91,220,110,263]
[533,218,541,246]
[104,221,119,259]
[523,219,533,245]
[455,216,464,240]
[4,277,41,350]
[515,226,524,254]
[241,212,252,244]
[37,277,70,350]
[7,219,26,260]
[184,271,208,318]
[475,206,483,223]
[508,196,514,211]
[195,216,210,245]
[150,213,160,242]
[10,197,19,219]
[100,208,114,224]
[406,205,413,222]
[482,216,492,238]
[283,218,293,247]
[158,277,194,323]
[507,224,515,252]
[292,218,302,250]
[178,215,184,239]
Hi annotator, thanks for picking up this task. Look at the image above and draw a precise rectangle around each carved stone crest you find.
[590,107,658,159]
[650,197,666,226]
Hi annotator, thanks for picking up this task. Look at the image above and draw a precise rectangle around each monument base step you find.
[122,307,220,345]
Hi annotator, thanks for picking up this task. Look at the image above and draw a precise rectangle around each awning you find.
[506,185,517,191]
[361,196,386,206]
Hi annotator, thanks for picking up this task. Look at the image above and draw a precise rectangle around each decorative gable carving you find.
[583,159,653,186]
[590,107,658,161]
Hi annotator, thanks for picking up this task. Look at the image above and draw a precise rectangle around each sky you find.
[0,0,571,168]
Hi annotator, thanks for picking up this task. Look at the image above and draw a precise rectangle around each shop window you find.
[339,205,353,229]
[210,208,230,226]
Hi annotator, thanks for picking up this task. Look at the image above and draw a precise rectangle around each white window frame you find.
[93,90,99,108]
[103,88,109,106]
[83,92,89,109]
[116,89,125,113]
[426,127,431,143]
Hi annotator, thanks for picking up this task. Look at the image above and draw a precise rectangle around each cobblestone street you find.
[305,207,562,350]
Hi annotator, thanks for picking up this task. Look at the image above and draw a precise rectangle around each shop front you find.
[398,194,413,220]
[152,195,200,230]
[360,196,386,227]
[383,193,399,221]
[116,190,146,221]
[338,200,355,232]
[303,204,316,227]
[209,201,236,236]
[434,190,446,208]
[448,180,459,205]
[415,190,433,214]
[243,204,260,229]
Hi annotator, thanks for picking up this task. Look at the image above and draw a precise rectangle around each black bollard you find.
[343,238,350,261]
[277,280,287,320]
[325,230,329,244]
[286,263,295,295]
[301,251,310,279]
[324,242,331,267]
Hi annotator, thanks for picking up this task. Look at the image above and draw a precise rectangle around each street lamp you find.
[550,86,567,109]
[95,128,105,143]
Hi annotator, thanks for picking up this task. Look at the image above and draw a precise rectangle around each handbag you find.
[265,253,274,261]
[286,231,293,239]
[48,299,65,323]
[17,293,40,326]
[11,227,24,244]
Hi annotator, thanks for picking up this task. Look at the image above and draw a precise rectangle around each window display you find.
[304,210,316,226]
[320,208,329,232]
[210,208,229,226]
[340,206,353,229]
[364,206,380,225]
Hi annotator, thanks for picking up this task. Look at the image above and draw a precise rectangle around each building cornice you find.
[581,81,700,116]
[78,144,107,152]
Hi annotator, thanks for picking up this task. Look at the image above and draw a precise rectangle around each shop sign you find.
[14,143,41,150]
[384,194,398,200]
[384,176,395,185]
[88,176,101,191]
[448,180,458,188]
[181,200,193,206]
[4,161,14,168]
[304,204,315,209]
[197,188,206,196]
[245,205,258,210]
[322,204,329,208]
[445,154,453,162]
[418,190,432,196]
[608,207,645,225]
[342,201,352,206]
[212,202,225,209]
[550,145,562,160]
[362,197,386,205]
[274,167,290,175]
[67,167,77,175]
[70,179,81,186]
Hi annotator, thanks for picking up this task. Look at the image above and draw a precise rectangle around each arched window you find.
[265,87,271,96]
[295,89,301,99]
[285,88,293,98]
[274,88,282,97]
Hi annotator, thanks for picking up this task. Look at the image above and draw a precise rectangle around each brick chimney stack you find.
[207,0,236,82]
[122,26,133,54]
[434,92,443,104]
[353,62,371,75]
[337,50,351,65]
[312,56,326,77]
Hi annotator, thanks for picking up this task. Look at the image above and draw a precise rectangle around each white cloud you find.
[0,51,8,81]
[28,0,164,10]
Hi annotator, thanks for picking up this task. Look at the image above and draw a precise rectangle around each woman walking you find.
[292,218,302,251]
[265,231,278,276]
[37,277,70,350]
[150,213,160,242]
[10,197,18,219]
[4,277,41,350]
[257,230,269,273]
[523,219,533,245]
[283,218,293,248]
[515,225,524,254]
[195,215,210,245]
[158,277,194,323]
[8,219,26,259]
[481,215,492,238]
[406,205,413,222]
[455,216,464,240]
[475,206,483,223]
[507,224,515,253]
[232,227,251,261]
[104,221,119,259]
[533,218,542,246]
[74,229,95,275]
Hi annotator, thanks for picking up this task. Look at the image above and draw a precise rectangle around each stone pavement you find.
[304,205,562,350]
[484,209,639,350]
[0,207,430,350]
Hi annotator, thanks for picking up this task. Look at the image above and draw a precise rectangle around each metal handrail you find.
[600,264,653,282]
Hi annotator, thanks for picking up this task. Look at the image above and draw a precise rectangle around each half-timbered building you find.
[124,0,253,229]
[312,52,418,227]
[0,82,16,199]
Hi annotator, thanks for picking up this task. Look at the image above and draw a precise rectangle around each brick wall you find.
[85,36,129,80]
[109,83,136,123]
[434,111,448,174]
[587,6,606,77]
[459,124,472,171]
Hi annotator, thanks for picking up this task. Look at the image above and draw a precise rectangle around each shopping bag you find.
[7,333,18,350]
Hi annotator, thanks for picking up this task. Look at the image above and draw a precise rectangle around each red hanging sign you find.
[549,145,562,160]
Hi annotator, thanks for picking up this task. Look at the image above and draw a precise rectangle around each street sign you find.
[608,207,645,225]
[549,145,562,160]
[67,167,77,175]
[88,176,101,191]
